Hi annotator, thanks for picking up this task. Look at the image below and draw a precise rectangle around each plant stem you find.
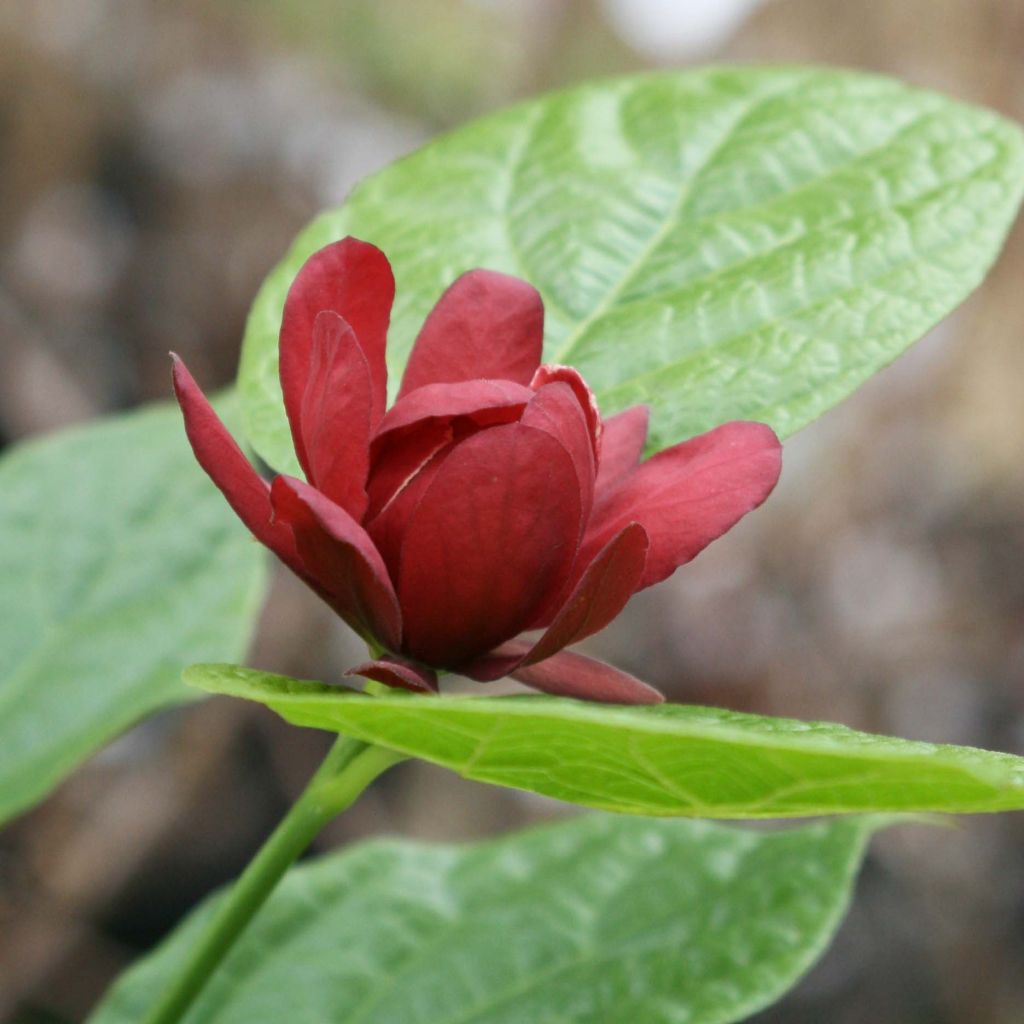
[140,734,404,1024]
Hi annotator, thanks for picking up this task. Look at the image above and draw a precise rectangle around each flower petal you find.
[530,364,602,459]
[516,381,609,629]
[595,405,649,497]
[365,442,451,579]
[510,645,664,705]
[397,423,583,668]
[520,381,596,536]
[270,476,402,651]
[373,379,532,449]
[171,354,300,571]
[463,523,648,681]
[526,522,648,663]
[299,311,372,521]
[365,421,452,522]
[368,380,538,581]
[280,238,394,473]
[397,269,543,400]
[345,656,438,694]
[581,421,782,589]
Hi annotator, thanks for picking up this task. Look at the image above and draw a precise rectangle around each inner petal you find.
[396,422,584,668]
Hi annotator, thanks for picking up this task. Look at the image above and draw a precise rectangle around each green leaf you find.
[239,67,1024,473]
[0,399,267,825]
[191,664,1024,818]
[90,812,883,1024]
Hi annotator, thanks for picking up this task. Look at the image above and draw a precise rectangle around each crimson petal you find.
[171,355,301,572]
[526,522,647,663]
[397,423,583,668]
[464,523,648,681]
[365,421,452,522]
[595,405,650,497]
[299,311,372,521]
[365,442,451,579]
[581,420,781,589]
[368,380,534,546]
[510,646,664,705]
[373,379,532,449]
[521,381,596,537]
[270,476,402,651]
[280,238,394,474]
[345,657,438,694]
[530,364,602,459]
[397,269,543,400]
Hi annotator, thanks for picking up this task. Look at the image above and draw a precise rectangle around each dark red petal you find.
[464,523,648,681]
[369,381,535,573]
[373,379,532,450]
[397,423,583,668]
[514,383,602,629]
[530,364,602,460]
[171,355,301,572]
[280,238,394,472]
[511,646,664,705]
[581,421,782,590]
[365,421,452,522]
[299,311,371,521]
[345,656,438,694]
[270,476,402,651]
[521,381,596,536]
[368,379,533,545]
[397,269,543,400]
[595,405,650,497]
[526,522,648,663]
[365,442,451,579]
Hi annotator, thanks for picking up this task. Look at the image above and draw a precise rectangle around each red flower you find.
[173,238,781,704]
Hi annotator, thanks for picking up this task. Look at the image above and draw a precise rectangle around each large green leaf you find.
[90,813,883,1024]
[191,664,1024,817]
[0,399,267,824]
[240,67,1024,474]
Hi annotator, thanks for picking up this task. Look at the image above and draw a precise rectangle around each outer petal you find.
[595,405,650,498]
[463,523,648,681]
[524,523,648,664]
[530,364,602,459]
[397,423,583,668]
[270,476,402,651]
[581,421,782,590]
[397,269,543,400]
[171,355,301,572]
[345,656,438,694]
[508,645,664,705]
[280,238,394,473]
[299,311,371,521]
[373,379,532,449]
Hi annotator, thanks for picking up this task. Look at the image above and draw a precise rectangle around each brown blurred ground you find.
[1,1,1024,1022]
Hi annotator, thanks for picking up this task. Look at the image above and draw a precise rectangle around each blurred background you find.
[2,1,1024,1021]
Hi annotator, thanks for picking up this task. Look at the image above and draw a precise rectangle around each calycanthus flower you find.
[173,238,782,704]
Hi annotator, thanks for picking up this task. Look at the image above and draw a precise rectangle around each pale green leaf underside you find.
[90,812,881,1024]
[240,66,1024,474]
[0,399,267,825]
[190,664,1024,818]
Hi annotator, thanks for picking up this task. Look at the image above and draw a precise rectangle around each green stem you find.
[141,734,404,1024]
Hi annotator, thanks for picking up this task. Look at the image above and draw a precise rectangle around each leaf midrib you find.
[546,80,802,366]
[216,687,1024,785]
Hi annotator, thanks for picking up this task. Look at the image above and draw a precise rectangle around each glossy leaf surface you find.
[91,813,881,1024]
[0,400,267,824]
[239,67,1024,473]
[190,665,1024,818]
